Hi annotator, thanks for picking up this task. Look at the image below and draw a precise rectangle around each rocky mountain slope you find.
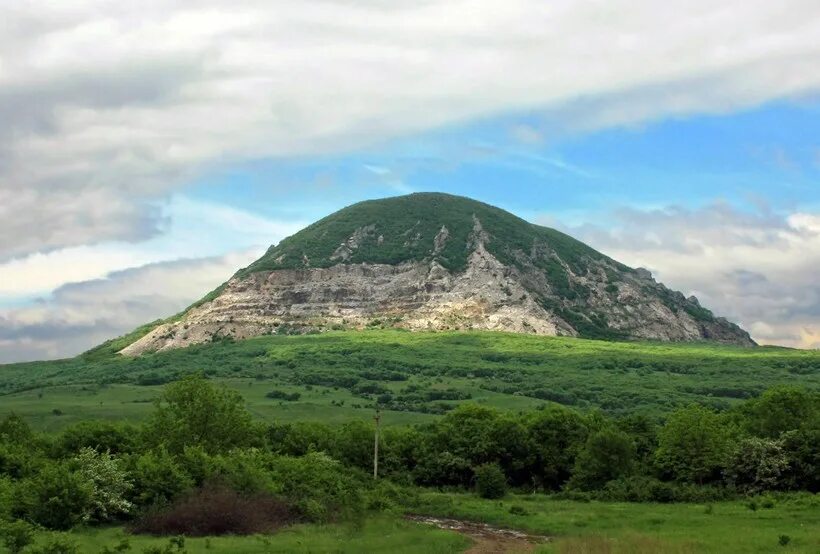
[120,193,754,355]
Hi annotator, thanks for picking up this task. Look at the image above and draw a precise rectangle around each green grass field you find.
[0,516,469,554]
[414,493,820,553]
[2,331,817,430]
[9,495,818,554]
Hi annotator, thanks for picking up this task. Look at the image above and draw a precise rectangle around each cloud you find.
[0,250,261,363]
[553,203,820,348]
[2,0,819,259]
[0,196,306,298]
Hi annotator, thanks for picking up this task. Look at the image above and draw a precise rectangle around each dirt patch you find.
[406,515,549,553]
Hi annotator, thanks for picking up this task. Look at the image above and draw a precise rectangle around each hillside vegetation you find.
[240,192,622,275]
[1,331,817,427]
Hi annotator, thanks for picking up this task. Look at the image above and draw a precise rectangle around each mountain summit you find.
[121,193,753,354]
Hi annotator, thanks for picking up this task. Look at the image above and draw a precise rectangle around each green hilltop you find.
[239,192,625,275]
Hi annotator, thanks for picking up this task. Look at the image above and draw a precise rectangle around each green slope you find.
[239,192,626,275]
[2,331,817,429]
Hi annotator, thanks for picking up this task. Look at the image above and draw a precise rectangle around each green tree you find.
[55,421,138,456]
[144,375,257,454]
[525,406,589,490]
[569,428,636,490]
[780,428,820,492]
[474,463,507,499]
[655,405,730,484]
[17,463,93,530]
[0,414,33,445]
[742,387,819,439]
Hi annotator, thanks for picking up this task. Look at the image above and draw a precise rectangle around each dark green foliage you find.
[0,519,36,554]
[16,463,93,530]
[54,421,138,456]
[569,429,636,491]
[0,414,33,444]
[473,463,507,499]
[128,450,193,508]
[526,406,589,489]
[238,193,619,276]
[265,390,301,401]
[266,452,365,522]
[740,386,819,438]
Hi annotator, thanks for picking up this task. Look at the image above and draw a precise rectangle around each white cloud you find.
[0,196,306,298]
[555,204,820,349]
[0,250,261,363]
[1,0,819,258]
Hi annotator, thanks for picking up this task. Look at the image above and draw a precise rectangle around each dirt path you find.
[405,515,549,553]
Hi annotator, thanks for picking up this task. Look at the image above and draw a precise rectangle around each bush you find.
[16,463,93,530]
[265,390,301,402]
[724,437,789,493]
[27,534,80,554]
[71,448,133,522]
[568,428,635,491]
[474,463,507,499]
[128,450,193,508]
[267,452,365,522]
[130,483,295,536]
[55,422,138,456]
[0,520,36,554]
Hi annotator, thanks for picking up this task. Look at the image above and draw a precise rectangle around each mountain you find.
[120,193,754,355]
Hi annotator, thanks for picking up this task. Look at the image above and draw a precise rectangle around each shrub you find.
[130,483,295,536]
[265,390,301,402]
[0,414,33,445]
[778,535,791,546]
[27,534,79,554]
[0,520,36,554]
[16,463,93,530]
[267,452,365,522]
[474,463,507,499]
[724,437,789,493]
[128,450,193,508]
[55,422,138,456]
[71,448,133,522]
[568,428,635,491]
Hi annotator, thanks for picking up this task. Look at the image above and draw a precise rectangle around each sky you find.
[1,1,819,362]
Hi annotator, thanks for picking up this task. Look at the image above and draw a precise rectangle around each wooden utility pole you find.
[373,408,381,480]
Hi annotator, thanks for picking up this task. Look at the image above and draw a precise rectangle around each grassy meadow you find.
[415,493,820,553]
[2,330,818,431]
[5,496,817,554]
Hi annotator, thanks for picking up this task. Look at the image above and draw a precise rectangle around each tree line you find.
[0,375,817,548]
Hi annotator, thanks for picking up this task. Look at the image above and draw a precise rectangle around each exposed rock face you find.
[121,210,754,356]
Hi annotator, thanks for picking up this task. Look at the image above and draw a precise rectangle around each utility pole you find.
[373,407,381,480]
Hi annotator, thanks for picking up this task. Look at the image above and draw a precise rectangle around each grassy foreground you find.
[1,517,469,554]
[415,493,820,553]
[10,496,819,554]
